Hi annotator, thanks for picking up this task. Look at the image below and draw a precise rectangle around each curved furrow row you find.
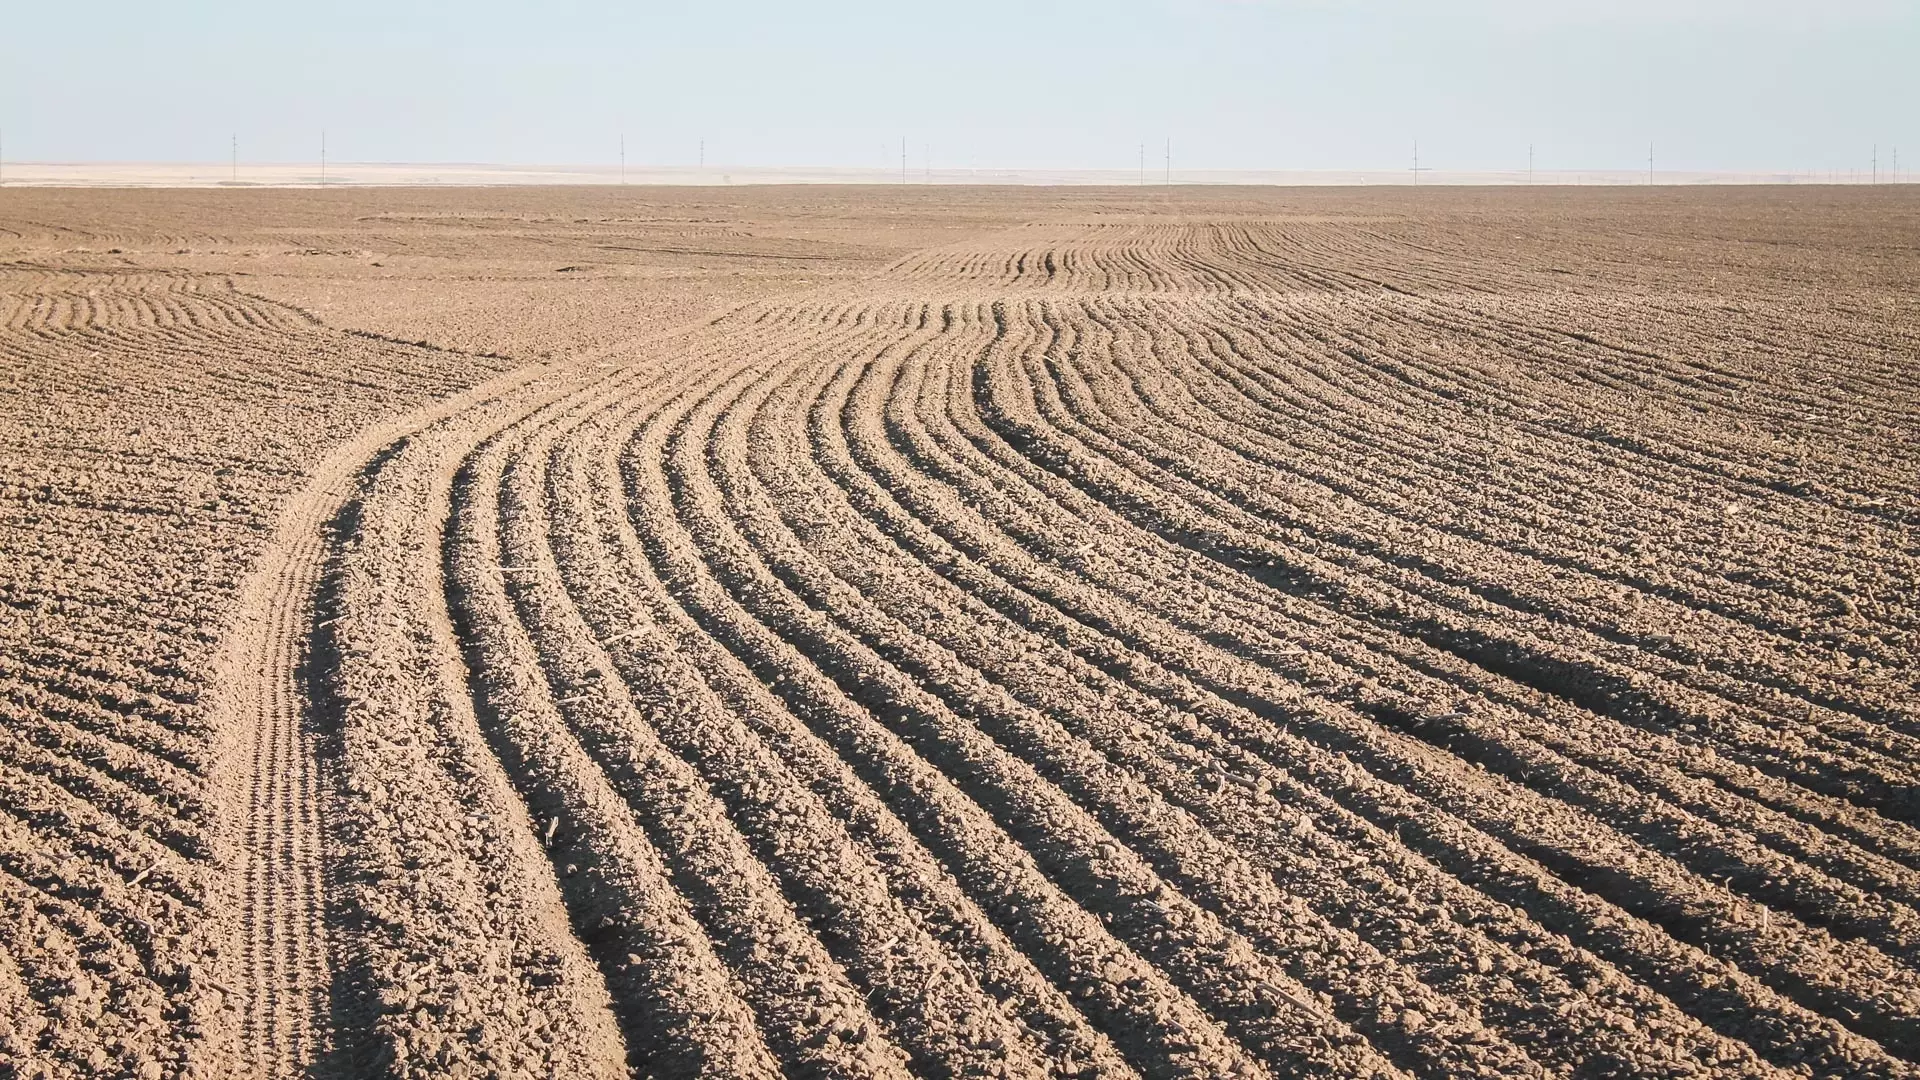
[1021,288,1904,791]
[820,306,1769,1076]
[1088,297,1920,872]
[697,313,1448,1076]
[820,293,1902,1074]
[661,383,1392,1072]
[891,313,1904,1073]
[751,315,1569,1079]
[179,209,1919,1079]
[968,296,1920,1056]
[1161,298,1920,735]
[313,375,631,1078]
[600,311,1310,1078]
[446,398,813,1080]
[536,410,1158,1077]
[1189,294,1918,646]
[1066,298,1920,857]
[1067,294,1920,849]
[1261,304,1920,625]
[505,348,1142,1079]
[1041,300,1920,967]
[480,335,1016,1079]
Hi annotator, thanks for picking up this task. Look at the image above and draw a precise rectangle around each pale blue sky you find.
[5,0,1914,173]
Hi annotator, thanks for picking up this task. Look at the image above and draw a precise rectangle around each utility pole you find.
[1528,143,1534,186]
[1164,138,1170,186]
[1873,144,1878,184]
[1647,141,1653,186]
[901,136,907,184]
[1410,139,1432,186]
[699,139,704,172]
[1139,142,1145,186]
[231,134,237,183]
[925,142,930,183]
[320,130,327,187]
[620,133,626,185]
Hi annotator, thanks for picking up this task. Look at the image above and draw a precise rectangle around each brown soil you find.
[1,185,1916,1080]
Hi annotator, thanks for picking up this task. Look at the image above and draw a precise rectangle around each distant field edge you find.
[0,162,1901,188]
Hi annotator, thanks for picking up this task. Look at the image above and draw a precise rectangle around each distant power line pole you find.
[620,133,626,185]
[320,130,327,187]
[1139,142,1145,186]
[1647,141,1653,186]
[925,143,931,183]
[232,134,237,183]
[1872,143,1878,184]
[1410,139,1432,186]
[1528,143,1534,186]
[1164,138,1170,186]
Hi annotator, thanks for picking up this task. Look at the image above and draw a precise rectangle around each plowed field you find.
[3,186,1917,1080]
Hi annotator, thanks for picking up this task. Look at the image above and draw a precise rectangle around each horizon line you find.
[1,160,1906,189]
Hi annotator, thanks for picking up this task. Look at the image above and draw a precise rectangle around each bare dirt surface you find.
[2,185,1917,1080]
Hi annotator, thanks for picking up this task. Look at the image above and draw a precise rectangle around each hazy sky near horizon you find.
[5,0,1915,173]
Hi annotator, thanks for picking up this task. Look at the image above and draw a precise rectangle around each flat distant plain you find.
[2,184,1916,1079]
